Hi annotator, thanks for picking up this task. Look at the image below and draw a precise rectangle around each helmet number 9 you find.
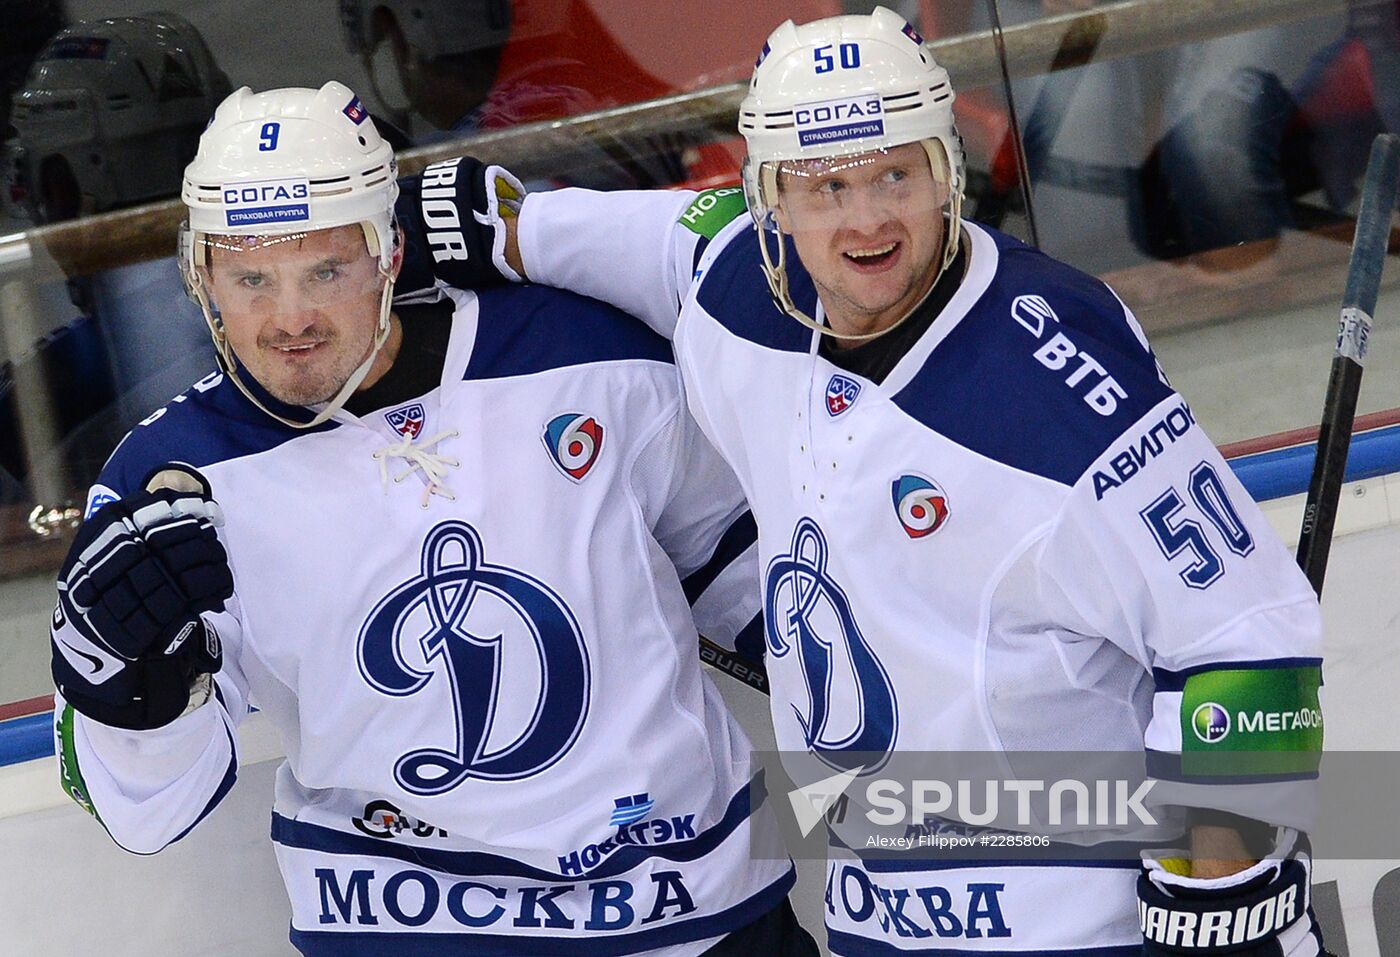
[258,122,281,152]
[814,43,861,74]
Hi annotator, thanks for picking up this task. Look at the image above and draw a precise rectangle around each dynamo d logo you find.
[765,518,897,773]
[544,413,604,481]
[358,521,590,794]
[1192,702,1231,744]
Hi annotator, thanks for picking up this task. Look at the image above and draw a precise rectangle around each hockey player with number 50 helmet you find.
[391,6,1332,956]
[738,10,965,341]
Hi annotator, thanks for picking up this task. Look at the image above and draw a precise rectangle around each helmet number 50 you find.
[258,122,281,152]
[814,43,861,74]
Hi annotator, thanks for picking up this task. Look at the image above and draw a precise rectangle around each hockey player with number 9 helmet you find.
[739,7,964,341]
[179,81,401,428]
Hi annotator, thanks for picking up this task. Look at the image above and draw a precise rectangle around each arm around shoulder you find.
[518,187,720,339]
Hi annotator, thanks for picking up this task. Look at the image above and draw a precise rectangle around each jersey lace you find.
[372,429,460,508]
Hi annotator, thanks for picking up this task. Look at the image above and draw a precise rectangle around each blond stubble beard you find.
[247,328,374,407]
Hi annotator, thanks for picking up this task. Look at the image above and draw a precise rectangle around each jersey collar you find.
[875,219,1000,396]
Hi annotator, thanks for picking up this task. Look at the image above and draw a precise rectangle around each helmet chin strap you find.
[758,188,964,344]
[186,266,397,430]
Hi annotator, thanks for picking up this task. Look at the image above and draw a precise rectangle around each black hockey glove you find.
[395,156,525,297]
[1139,828,1325,956]
[52,468,233,730]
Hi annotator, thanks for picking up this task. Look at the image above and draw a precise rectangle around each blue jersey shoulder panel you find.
[97,371,331,498]
[464,284,673,380]
[893,226,1175,486]
[694,228,815,354]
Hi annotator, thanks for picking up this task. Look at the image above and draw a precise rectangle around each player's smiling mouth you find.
[843,241,900,271]
[271,340,327,355]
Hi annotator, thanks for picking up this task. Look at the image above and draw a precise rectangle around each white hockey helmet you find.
[337,0,571,124]
[10,12,230,222]
[738,7,965,337]
[339,0,514,60]
[179,81,400,429]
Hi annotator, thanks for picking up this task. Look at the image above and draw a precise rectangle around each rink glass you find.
[0,0,1396,770]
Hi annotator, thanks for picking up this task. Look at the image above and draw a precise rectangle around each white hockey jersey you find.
[511,187,1326,956]
[51,284,794,956]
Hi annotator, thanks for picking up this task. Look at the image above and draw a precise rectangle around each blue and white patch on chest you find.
[384,403,426,439]
[826,374,862,417]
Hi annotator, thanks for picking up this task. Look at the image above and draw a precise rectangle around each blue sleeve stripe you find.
[464,285,674,380]
[272,773,767,883]
[826,933,1143,957]
[289,868,796,957]
[166,717,239,847]
[1151,657,1323,692]
[733,614,766,662]
[680,511,758,606]
[694,230,815,353]
[1227,421,1400,502]
[1145,749,1320,785]
[691,235,711,274]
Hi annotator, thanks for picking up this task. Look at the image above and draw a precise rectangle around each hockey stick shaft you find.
[1296,133,1400,596]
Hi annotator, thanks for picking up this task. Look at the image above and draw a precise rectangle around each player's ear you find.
[772,198,793,234]
[769,165,794,233]
[931,175,950,208]
[924,141,953,207]
[193,259,220,309]
[389,234,405,281]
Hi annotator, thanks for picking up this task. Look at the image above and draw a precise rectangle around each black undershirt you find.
[344,300,455,418]
[819,238,968,385]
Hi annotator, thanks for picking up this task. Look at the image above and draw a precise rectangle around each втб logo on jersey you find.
[892,474,950,539]
[826,374,861,417]
[385,403,425,439]
[358,521,590,795]
[765,519,898,773]
[544,413,604,481]
[1011,293,1129,417]
[1010,294,1059,337]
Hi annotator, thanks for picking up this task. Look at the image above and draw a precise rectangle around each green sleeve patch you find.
[1180,665,1322,777]
[678,187,747,240]
[57,704,101,821]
